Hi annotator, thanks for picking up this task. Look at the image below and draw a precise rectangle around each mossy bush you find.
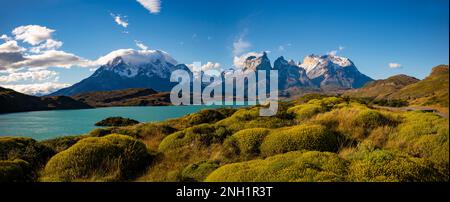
[287,104,325,120]
[217,107,294,132]
[41,136,84,153]
[42,134,152,182]
[314,106,399,141]
[0,137,54,168]
[386,111,449,177]
[187,109,226,125]
[223,128,270,159]
[307,97,345,110]
[346,148,445,182]
[260,124,339,156]
[205,151,348,182]
[180,160,220,182]
[158,124,231,152]
[0,159,34,182]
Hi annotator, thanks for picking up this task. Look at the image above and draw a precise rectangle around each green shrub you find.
[287,104,325,120]
[187,109,226,125]
[158,124,231,152]
[0,137,54,168]
[223,128,270,159]
[205,151,348,182]
[314,107,398,141]
[0,159,34,182]
[95,116,140,127]
[293,94,330,105]
[41,136,83,153]
[308,97,345,110]
[260,124,339,156]
[347,149,445,182]
[217,107,293,132]
[42,134,152,182]
[181,160,220,182]
[89,127,114,137]
[353,109,393,130]
[386,111,449,177]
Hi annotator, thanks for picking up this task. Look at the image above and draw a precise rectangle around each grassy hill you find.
[71,88,171,107]
[0,87,91,114]
[344,65,449,108]
[388,65,449,107]
[344,74,419,99]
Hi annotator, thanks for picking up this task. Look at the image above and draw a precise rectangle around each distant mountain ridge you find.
[0,87,91,113]
[49,49,373,97]
[72,88,171,107]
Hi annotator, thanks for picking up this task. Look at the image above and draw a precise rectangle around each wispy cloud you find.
[328,45,345,56]
[388,62,402,69]
[111,13,129,28]
[0,69,58,83]
[135,40,148,50]
[232,31,251,56]
[137,0,161,14]
[1,82,70,95]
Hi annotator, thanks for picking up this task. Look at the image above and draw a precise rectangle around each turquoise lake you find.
[0,105,226,140]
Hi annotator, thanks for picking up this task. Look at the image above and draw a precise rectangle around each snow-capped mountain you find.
[299,54,373,89]
[274,56,315,89]
[50,49,373,97]
[242,52,273,72]
[50,49,190,96]
[240,53,372,91]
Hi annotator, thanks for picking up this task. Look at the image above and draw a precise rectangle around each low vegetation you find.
[0,93,448,182]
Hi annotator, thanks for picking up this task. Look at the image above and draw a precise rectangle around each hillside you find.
[388,65,449,107]
[0,87,92,114]
[344,74,420,99]
[1,95,448,182]
[71,88,171,107]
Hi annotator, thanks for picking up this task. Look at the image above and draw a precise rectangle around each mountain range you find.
[50,50,373,97]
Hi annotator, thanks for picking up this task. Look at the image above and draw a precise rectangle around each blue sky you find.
[0,0,448,94]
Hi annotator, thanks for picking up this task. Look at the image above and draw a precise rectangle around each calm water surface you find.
[0,105,225,140]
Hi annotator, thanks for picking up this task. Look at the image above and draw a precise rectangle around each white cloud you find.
[6,50,91,69]
[233,52,263,68]
[1,82,70,95]
[0,40,26,67]
[12,25,55,45]
[30,39,63,53]
[278,45,285,52]
[388,62,402,69]
[327,50,338,56]
[0,69,58,83]
[0,34,12,41]
[137,0,161,14]
[0,40,26,53]
[328,45,345,56]
[111,14,129,28]
[135,40,148,50]
[94,49,177,66]
[233,37,251,56]
[187,62,221,72]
